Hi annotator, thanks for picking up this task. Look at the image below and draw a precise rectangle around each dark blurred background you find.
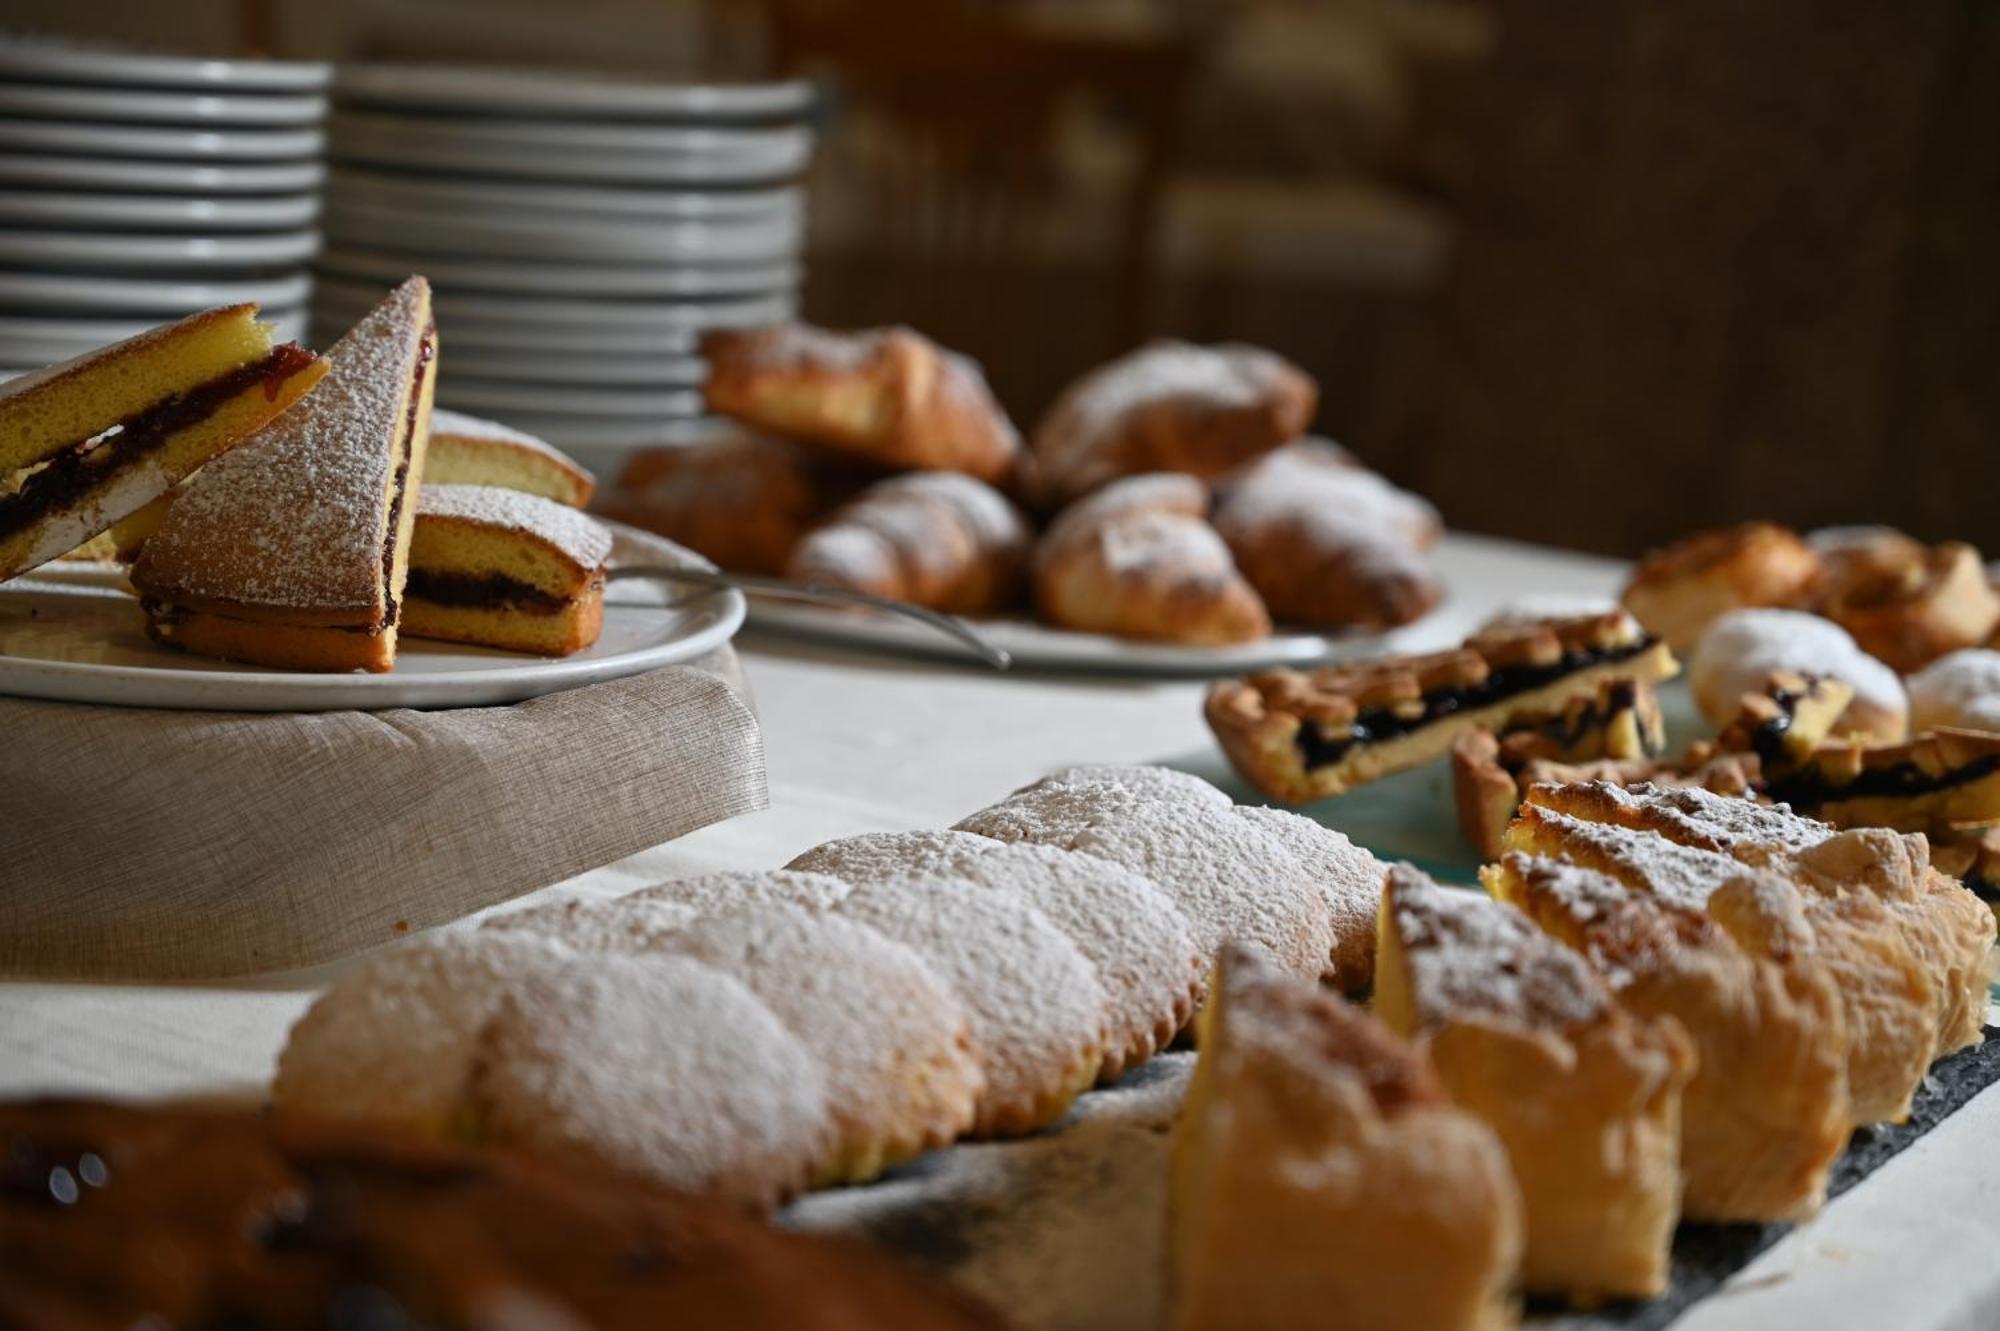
[16,0,1998,556]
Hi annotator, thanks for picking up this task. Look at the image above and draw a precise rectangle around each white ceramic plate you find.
[0,524,742,711]
[0,190,319,230]
[327,166,803,223]
[0,41,329,91]
[0,84,326,125]
[0,270,311,313]
[464,413,737,449]
[314,276,791,335]
[0,228,319,269]
[0,119,323,160]
[0,152,324,193]
[0,309,307,361]
[437,379,704,417]
[319,246,799,298]
[327,112,812,184]
[744,600,1433,677]
[335,63,810,120]
[323,199,802,264]
[442,348,707,386]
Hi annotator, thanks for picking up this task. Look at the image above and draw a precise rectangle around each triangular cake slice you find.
[1375,865,1692,1304]
[0,303,327,580]
[131,278,435,673]
[402,483,613,656]
[1170,945,1522,1331]
[424,408,595,507]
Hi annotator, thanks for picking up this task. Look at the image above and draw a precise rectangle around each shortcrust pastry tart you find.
[1768,727,2000,834]
[1375,866,1694,1303]
[1484,853,1851,1222]
[1169,945,1523,1331]
[1207,610,1678,803]
[0,302,326,581]
[131,278,435,673]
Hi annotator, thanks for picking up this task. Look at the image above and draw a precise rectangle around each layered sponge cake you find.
[131,278,435,673]
[425,407,595,507]
[403,483,613,656]
[0,303,326,580]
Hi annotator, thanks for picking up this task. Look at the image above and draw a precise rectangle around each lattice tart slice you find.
[1169,945,1523,1331]
[1485,853,1850,1222]
[1767,726,2000,835]
[1375,866,1693,1304]
[1208,610,1679,802]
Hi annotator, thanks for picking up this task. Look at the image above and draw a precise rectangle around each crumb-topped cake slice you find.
[424,407,596,507]
[131,277,435,672]
[1375,865,1693,1304]
[0,303,327,580]
[403,483,613,656]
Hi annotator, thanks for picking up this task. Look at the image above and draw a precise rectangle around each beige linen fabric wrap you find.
[0,648,765,981]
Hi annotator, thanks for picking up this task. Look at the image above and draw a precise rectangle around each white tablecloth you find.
[3,532,1993,1331]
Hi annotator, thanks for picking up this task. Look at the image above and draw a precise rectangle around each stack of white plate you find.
[0,38,328,377]
[316,64,815,471]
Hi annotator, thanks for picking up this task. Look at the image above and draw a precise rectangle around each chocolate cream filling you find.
[0,344,318,543]
[1296,638,1659,770]
[404,569,581,617]
[1769,753,2000,808]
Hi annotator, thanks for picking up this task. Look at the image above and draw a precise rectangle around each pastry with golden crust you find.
[1909,648,2000,734]
[1210,439,1442,630]
[484,892,985,1186]
[1485,853,1851,1222]
[0,1099,1007,1331]
[131,278,435,673]
[603,431,857,576]
[1169,946,1523,1331]
[1768,727,2000,836]
[402,484,612,656]
[1034,473,1271,645]
[702,322,1021,482]
[1619,521,1822,652]
[788,470,1033,615]
[273,929,835,1211]
[1690,608,1908,741]
[1207,610,1678,802]
[0,303,327,581]
[1028,340,1316,507]
[1818,538,2000,673]
[1374,865,1693,1303]
[425,406,596,506]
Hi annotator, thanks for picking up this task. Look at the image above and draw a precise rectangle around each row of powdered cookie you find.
[274,764,1386,1209]
[603,330,1445,644]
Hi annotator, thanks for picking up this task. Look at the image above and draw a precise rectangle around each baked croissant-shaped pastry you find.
[703,322,1022,483]
[1033,473,1271,645]
[1028,341,1316,507]
[603,432,856,576]
[1211,439,1442,630]
[1620,521,1823,653]
[1817,537,2000,673]
[787,471,1033,614]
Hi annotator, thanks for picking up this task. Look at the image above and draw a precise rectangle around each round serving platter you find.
[743,599,1436,677]
[0,524,743,711]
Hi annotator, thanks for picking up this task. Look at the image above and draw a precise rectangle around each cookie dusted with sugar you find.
[1231,804,1385,990]
[488,894,982,1187]
[790,829,1206,1082]
[273,930,834,1210]
[954,769,1338,983]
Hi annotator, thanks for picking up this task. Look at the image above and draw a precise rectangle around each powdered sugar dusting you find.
[872,471,1031,549]
[420,483,612,571]
[1018,764,1235,809]
[429,407,576,464]
[134,278,429,614]
[1691,609,1907,724]
[1386,865,1608,1028]
[1583,781,1835,859]
[1523,805,1747,910]
[1909,649,2000,733]
[954,777,1335,981]
[790,830,1205,1077]
[1233,805,1384,985]
[1212,439,1439,561]
[624,868,854,916]
[832,875,1108,1133]
[1100,510,1238,577]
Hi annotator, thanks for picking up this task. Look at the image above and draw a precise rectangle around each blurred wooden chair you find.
[766,0,1197,419]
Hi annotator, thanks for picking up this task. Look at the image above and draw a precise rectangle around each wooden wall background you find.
[1379,0,2000,557]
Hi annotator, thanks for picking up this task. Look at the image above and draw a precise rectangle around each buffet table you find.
[4,531,1995,1331]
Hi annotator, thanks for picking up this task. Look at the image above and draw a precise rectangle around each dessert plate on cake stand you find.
[0,525,743,711]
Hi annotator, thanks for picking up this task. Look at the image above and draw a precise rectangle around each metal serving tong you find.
[607,564,1013,671]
